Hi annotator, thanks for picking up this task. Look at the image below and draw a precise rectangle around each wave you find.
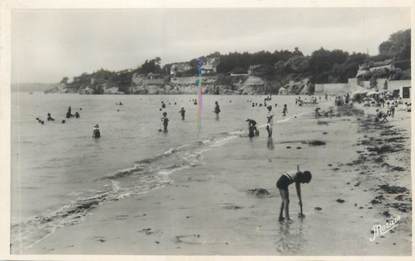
[11,109,310,252]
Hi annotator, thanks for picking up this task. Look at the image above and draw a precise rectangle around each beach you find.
[12,94,411,255]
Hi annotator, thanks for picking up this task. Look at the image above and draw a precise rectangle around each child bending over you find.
[276,165,312,222]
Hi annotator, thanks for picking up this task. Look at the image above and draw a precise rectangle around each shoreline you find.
[14,101,411,255]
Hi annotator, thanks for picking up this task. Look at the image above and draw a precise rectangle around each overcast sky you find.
[12,8,410,83]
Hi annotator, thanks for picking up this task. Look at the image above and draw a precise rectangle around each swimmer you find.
[92,124,101,138]
[47,113,55,121]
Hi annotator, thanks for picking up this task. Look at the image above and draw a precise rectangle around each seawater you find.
[11,93,315,251]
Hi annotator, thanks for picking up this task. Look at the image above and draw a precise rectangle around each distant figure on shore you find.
[160,112,169,132]
[406,102,411,112]
[161,101,166,109]
[93,124,101,138]
[194,99,198,105]
[325,93,328,101]
[315,107,321,118]
[375,109,388,123]
[75,112,80,118]
[266,105,274,138]
[276,165,312,222]
[282,104,288,116]
[345,93,350,104]
[47,113,55,121]
[246,119,259,138]
[389,104,396,118]
[61,120,66,124]
[214,101,221,120]
[179,107,186,120]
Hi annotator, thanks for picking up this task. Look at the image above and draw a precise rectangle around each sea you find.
[11,93,317,251]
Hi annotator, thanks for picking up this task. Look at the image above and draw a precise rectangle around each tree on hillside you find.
[379,29,410,60]
[331,52,369,82]
[60,77,69,84]
[141,57,162,74]
[309,48,349,83]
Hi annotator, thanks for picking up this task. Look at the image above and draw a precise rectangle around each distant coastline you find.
[17,29,410,96]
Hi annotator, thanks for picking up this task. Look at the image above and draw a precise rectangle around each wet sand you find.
[27,102,411,255]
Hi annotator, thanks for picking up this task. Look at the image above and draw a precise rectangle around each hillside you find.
[48,29,410,95]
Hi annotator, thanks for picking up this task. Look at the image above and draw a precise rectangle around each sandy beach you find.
[25,101,411,255]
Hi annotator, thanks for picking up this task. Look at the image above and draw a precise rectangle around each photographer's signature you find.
[370,215,400,241]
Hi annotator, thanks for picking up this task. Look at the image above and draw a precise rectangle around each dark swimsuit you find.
[276,172,295,190]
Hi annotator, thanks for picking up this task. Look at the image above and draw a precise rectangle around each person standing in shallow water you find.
[266,105,274,138]
[214,101,221,120]
[66,106,72,119]
[282,104,288,116]
[161,112,169,132]
[179,107,186,120]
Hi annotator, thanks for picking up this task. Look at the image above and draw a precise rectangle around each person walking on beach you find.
[214,101,221,120]
[161,112,169,132]
[266,105,274,138]
[276,165,312,222]
[179,107,186,120]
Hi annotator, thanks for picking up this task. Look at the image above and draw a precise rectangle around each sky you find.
[12,8,411,83]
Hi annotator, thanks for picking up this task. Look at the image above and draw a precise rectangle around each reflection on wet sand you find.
[267,137,274,150]
[275,218,306,254]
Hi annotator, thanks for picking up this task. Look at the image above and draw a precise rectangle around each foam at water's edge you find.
[11,108,311,253]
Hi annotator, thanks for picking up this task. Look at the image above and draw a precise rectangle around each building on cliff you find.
[170,62,192,77]
[200,57,220,75]
[356,59,395,78]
